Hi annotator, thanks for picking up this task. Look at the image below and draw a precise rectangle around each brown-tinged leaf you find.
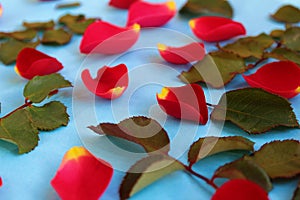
[23,20,55,30]
[59,14,97,34]
[23,73,72,103]
[244,140,300,179]
[41,28,72,45]
[179,51,246,88]
[26,101,69,131]
[179,0,233,18]
[271,5,300,23]
[213,159,272,192]
[0,29,37,41]
[0,109,39,154]
[265,47,300,65]
[211,88,299,134]
[0,39,39,65]
[56,2,81,9]
[282,27,300,51]
[188,136,254,166]
[222,33,274,59]
[89,116,170,154]
[119,154,185,200]
[293,180,300,200]
[270,29,285,41]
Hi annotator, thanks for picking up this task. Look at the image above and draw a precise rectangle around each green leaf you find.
[179,51,246,88]
[23,20,55,30]
[23,73,72,103]
[119,154,185,200]
[58,14,97,34]
[188,136,254,166]
[26,101,69,131]
[265,47,300,65]
[222,33,274,59]
[0,29,37,41]
[41,29,72,45]
[179,0,233,18]
[282,27,300,51]
[56,2,81,9]
[0,39,39,65]
[244,140,300,179]
[293,180,300,200]
[271,5,300,23]
[0,109,39,154]
[89,116,170,154]
[269,29,285,41]
[211,88,299,134]
[213,159,272,192]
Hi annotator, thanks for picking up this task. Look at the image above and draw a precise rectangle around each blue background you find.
[0,0,300,199]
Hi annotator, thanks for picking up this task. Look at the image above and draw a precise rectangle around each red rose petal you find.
[51,147,113,200]
[211,179,269,200]
[15,48,63,80]
[127,1,176,27]
[109,0,140,9]
[0,177,2,187]
[156,84,208,124]
[157,42,205,64]
[81,63,129,99]
[80,21,140,54]
[189,16,246,42]
[243,61,300,98]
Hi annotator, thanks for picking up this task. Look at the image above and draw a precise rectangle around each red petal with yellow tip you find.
[189,16,246,42]
[243,61,300,99]
[15,48,63,80]
[51,147,113,200]
[81,64,129,99]
[80,21,140,54]
[127,1,176,27]
[212,179,269,200]
[157,42,205,64]
[109,0,140,9]
[0,4,3,17]
[156,84,208,124]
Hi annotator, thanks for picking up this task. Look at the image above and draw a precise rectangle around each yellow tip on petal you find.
[157,43,167,51]
[189,19,196,29]
[63,146,90,163]
[132,23,141,33]
[14,66,21,76]
[296,86,300,94]
[157,87,169,100]
[111,86,125,97]
[166,1,176,11]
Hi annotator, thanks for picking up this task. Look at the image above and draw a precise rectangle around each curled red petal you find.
[51,147,113,200]
[156,84,208,124]
[81,63,129,99]
[212,179,269,200]
[243,61,300,98]
[189,16,246,42]
[15,48,63,80]
[127,1,176,27]
[80,21,140,54]
[157,42,205,64]
[109,0,140,9]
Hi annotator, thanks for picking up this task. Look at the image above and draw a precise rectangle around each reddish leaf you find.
[157,42,205,64]
[156,84,208,124]
[51,147,113,200]
[211,179,269,200]
[189,16,246,42]
[126,1,176,27]
[243,61,300,99]
[15,48,63,80]
[80,20,140,54]
[109,0,140,9]
[81,64,129,99]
